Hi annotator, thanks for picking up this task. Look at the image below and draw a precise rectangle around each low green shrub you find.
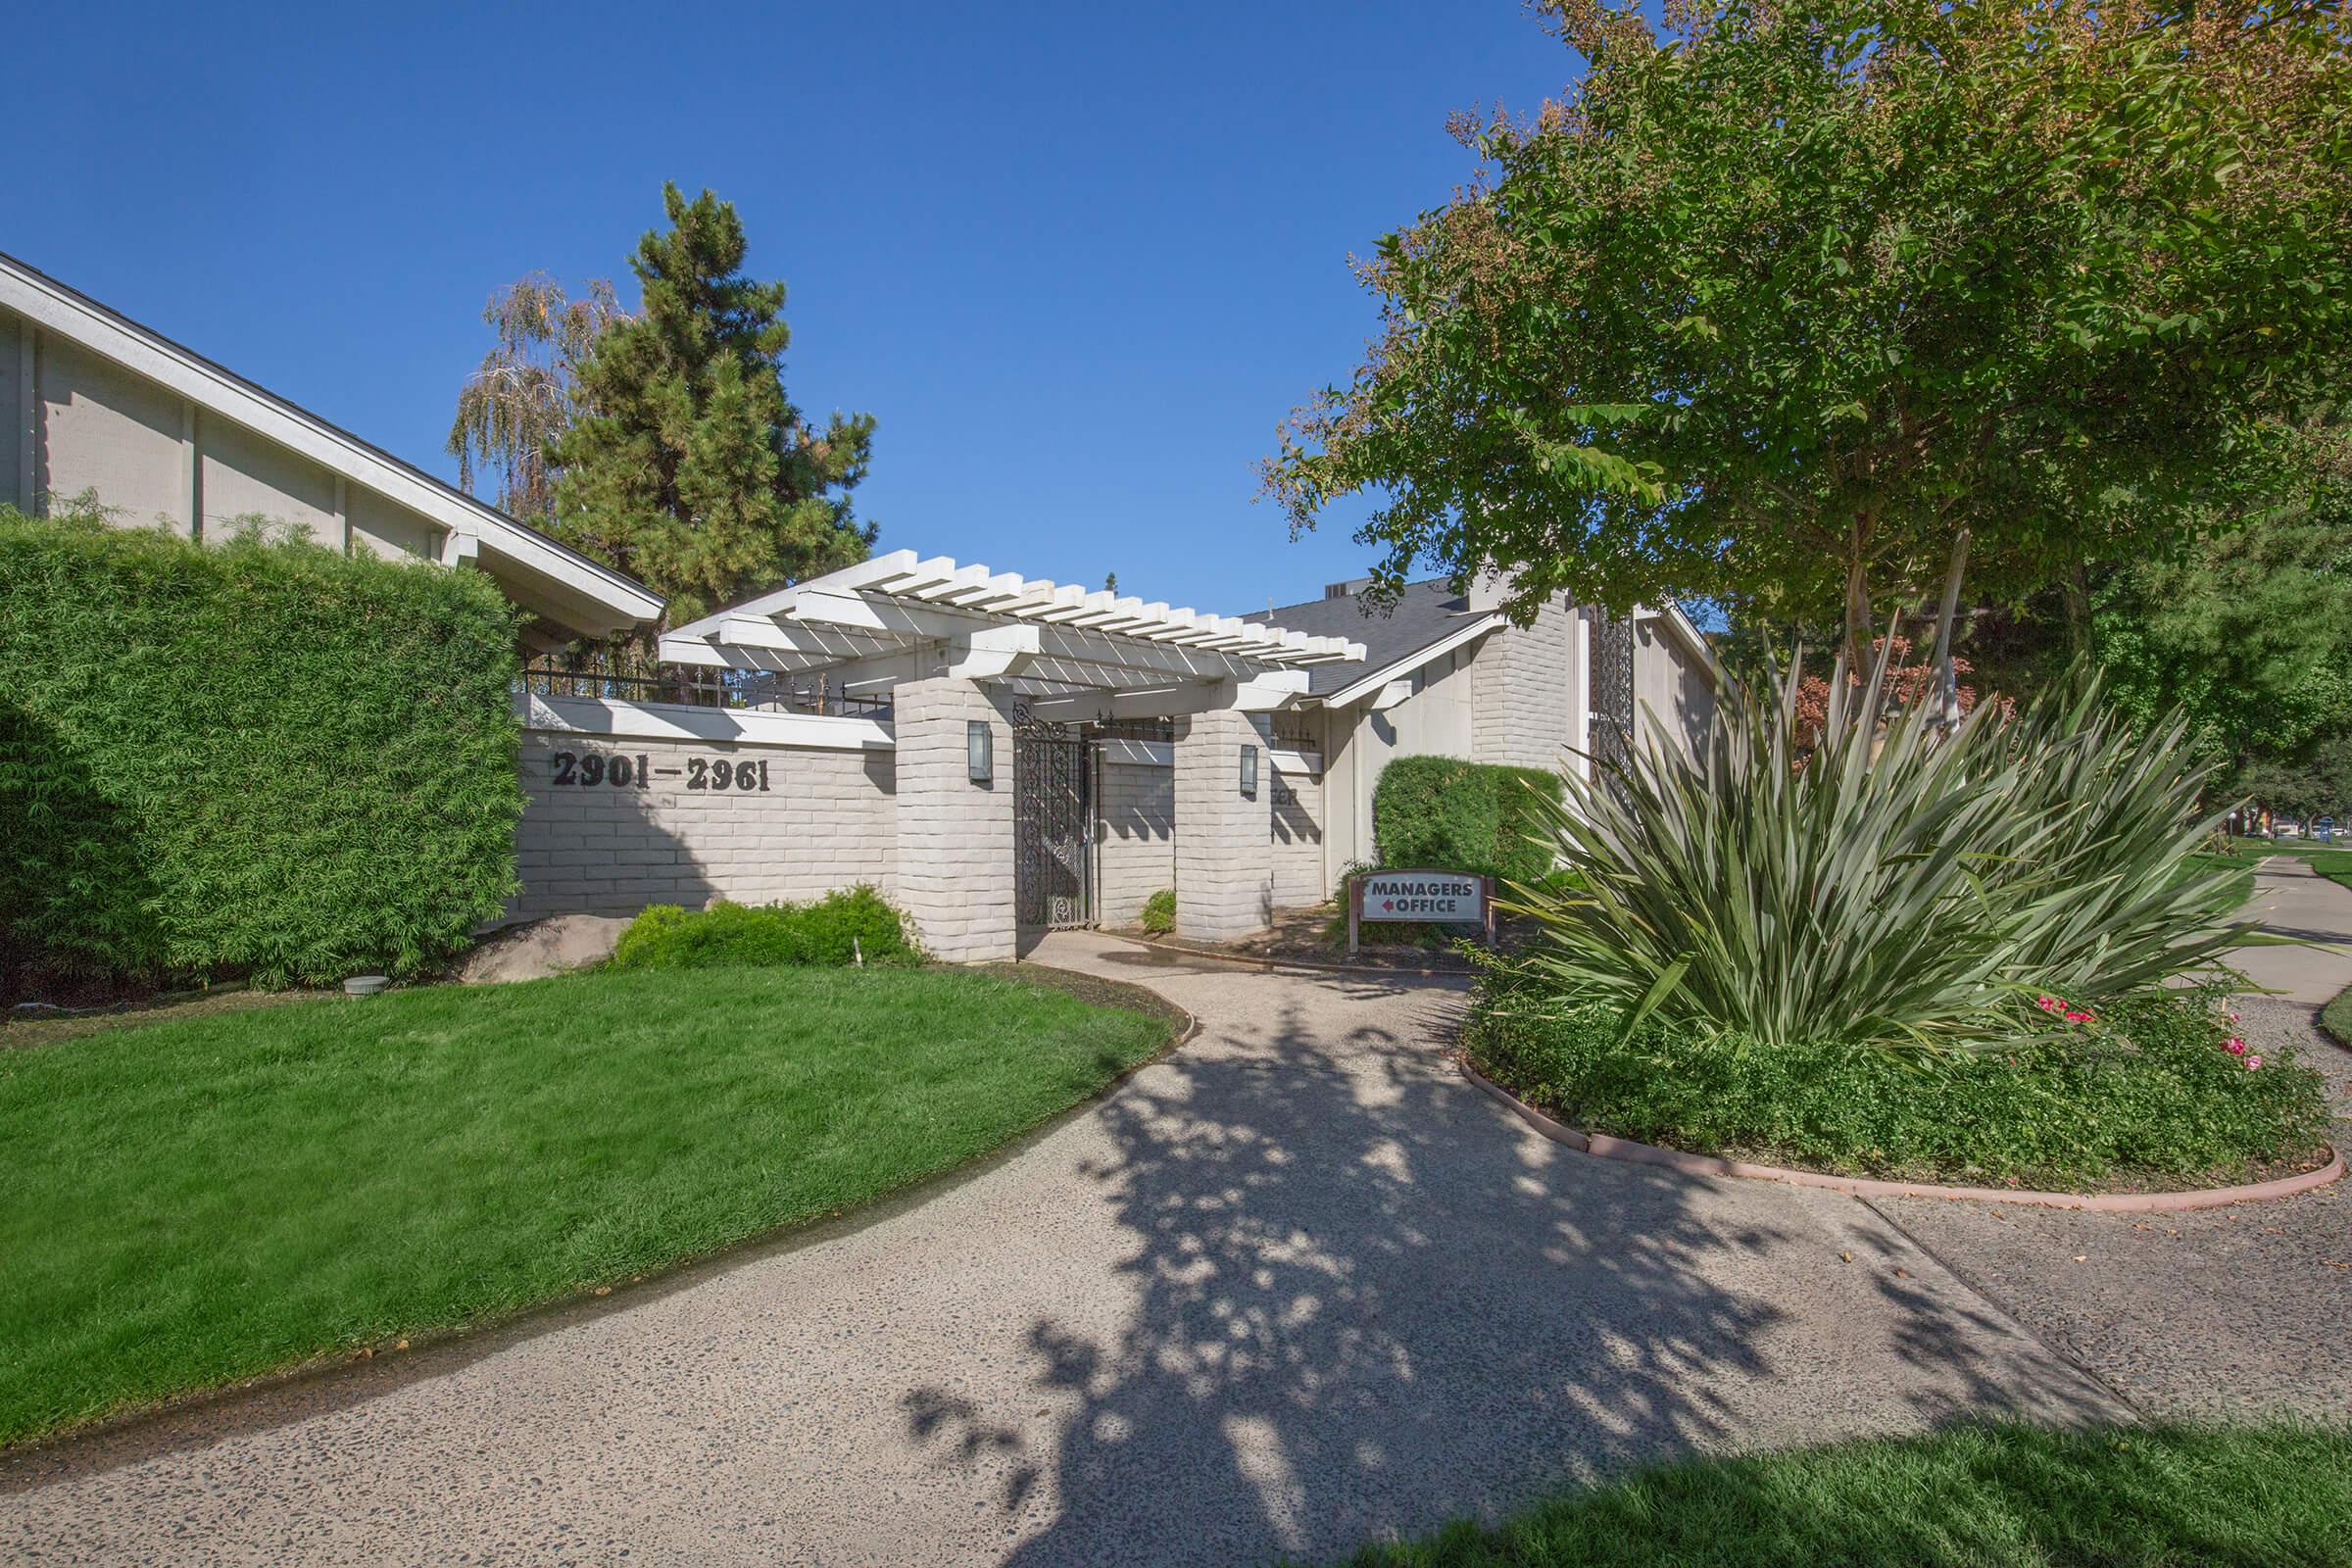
[1372,756,1562,886]
[1465,974,2330,1189]
[607,886,918,970]
[1140,889,1176,935]
[0,506,523,991]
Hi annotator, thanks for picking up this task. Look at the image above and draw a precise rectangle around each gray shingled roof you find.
[1251,579,1494,696]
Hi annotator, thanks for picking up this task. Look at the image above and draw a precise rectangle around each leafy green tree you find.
[2091,418,2352,785]
[1264,0,2352,680]
[551,184,875,632]
[447,275,624,521]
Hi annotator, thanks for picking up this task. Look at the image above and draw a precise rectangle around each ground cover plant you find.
[0,965,1169,1446]
[607,886,916,968]
[1465,977,2328,1190]
[0,506,522,993]
[1324,1421,2352,1568]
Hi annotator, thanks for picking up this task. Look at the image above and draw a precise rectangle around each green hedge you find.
[608,887,920,969]
[0,510,524,989]
[1372,755,1564,887]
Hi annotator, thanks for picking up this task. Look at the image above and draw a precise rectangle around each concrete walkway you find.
[3,936,2119,1568]
[2231,856,2352,1005]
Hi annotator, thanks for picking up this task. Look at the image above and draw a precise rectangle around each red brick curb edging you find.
[1460,1060,2345,1212]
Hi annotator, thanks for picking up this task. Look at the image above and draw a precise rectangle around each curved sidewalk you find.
[2232,855,2352,1005]
[1,936,2116,1568]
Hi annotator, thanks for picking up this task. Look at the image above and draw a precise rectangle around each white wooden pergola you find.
[659,551,1365,721]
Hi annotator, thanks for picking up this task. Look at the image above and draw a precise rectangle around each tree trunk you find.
[2062,561,2094,662]
[1930,526,1970,730]
[1841,525,1874,675]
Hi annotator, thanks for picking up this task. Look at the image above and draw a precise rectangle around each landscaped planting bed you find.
[1463,978,2332,1192]
[0,964,1172,1446]
[1324,1421,2352,1568]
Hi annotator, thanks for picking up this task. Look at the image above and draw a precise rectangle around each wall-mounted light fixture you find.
[967,719,993,784]
[1240,743,1259,800]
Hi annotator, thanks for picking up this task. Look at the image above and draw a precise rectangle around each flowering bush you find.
[1464,974,2330,1190]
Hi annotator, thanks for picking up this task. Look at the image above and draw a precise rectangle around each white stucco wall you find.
[1319,641,1484,878]
[1636,614,1718,763]
[1,302,440,563]
[3,313,27,511]
[28,330,187,528]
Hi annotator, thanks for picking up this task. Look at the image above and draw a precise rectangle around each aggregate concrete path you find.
[2,936,2119,1568]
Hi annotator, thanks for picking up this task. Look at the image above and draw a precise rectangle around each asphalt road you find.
[0,935,2116,1568]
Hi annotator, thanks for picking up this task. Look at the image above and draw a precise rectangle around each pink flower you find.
[2225,1038,2247,1055]
[2227,1010,2241,1023]
[2246,1055,2262,1070]
[2035,995,2062,1012]
[2064,1009,2093,1024]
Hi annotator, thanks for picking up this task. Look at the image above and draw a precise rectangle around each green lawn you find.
[2180,839,2352,906]
[1330,1422,2352,1567]
[0,965,1170,1446]
[2324,983,2352,1050]
[2178,836,2275,906]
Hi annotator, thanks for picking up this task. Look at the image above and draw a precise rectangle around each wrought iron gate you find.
[1589,608,1638,780]
[1013,704,1092,929]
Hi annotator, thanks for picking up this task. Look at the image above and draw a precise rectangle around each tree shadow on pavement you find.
[897,962,2116,1567]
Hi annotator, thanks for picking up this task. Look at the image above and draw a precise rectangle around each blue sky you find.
[11,2,1585,616]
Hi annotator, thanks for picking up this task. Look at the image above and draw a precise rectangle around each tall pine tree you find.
[552,184,875,636]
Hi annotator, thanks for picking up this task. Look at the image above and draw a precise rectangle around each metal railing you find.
[517,660,894,720]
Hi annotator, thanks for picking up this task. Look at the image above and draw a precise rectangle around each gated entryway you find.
[1013,703,1092,929]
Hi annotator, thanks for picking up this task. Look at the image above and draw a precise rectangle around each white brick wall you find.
[513,730,895,921]
[1097,759,1174,926]
[891,677,1017,962]
[1172,707,1274,941]
[1471,594,1578,770]
[1271,764,1324,907]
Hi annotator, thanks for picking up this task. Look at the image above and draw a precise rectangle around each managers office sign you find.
[1347,868,1494,952]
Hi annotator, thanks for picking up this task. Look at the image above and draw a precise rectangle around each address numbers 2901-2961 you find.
[550,751,771,792]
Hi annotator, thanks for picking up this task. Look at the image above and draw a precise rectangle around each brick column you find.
[891,676,1016,962]
[1173,705,1274,942]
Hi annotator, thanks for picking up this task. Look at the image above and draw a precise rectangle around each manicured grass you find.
[2176,836,2274,906]
[0,965,1170,1446]
[1329,1422,2352,1567]
[2324,983,2352,1051]
[2299,847,2352,894]
[2181,839,2352,905]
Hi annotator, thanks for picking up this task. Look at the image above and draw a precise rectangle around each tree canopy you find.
[549,184,875,632]
[1263,0,2352,661]
[447,275,623,522]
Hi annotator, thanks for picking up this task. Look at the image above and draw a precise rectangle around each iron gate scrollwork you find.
[1589,608,1638,787]
[1012,702,1092,929]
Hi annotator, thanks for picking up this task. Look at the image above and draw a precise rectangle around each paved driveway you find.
[3,936,2116,1567]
